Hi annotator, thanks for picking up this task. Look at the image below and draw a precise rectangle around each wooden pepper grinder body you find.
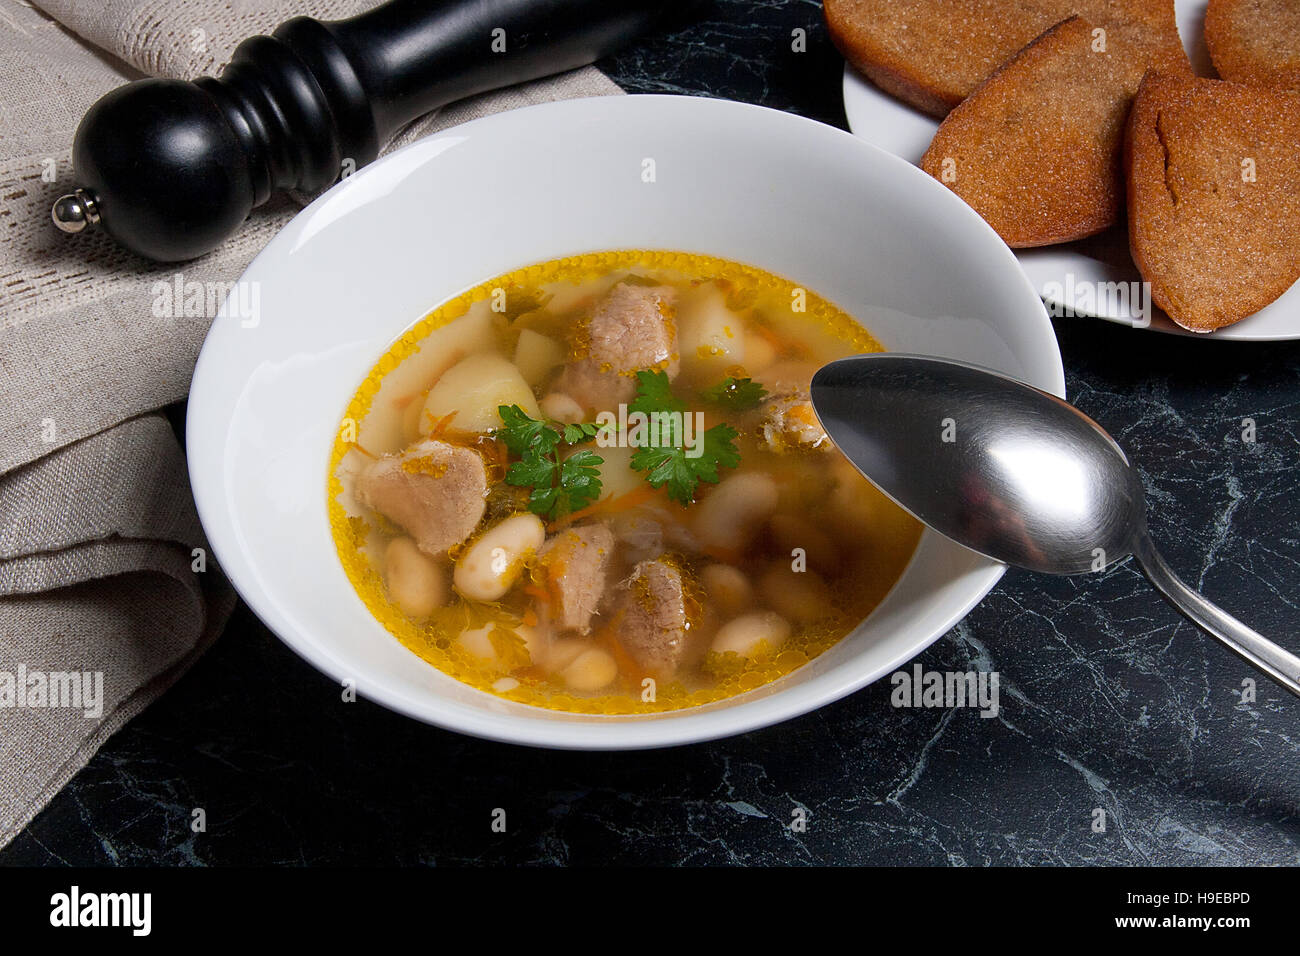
[53,0,678,261]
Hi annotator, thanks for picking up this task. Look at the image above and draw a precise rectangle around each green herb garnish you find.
[701,376,768,411]
[495,405,604,520]
[627,370,742,505]
[628,368,685,415]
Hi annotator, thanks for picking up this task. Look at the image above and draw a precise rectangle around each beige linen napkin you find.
[0,0,621,848]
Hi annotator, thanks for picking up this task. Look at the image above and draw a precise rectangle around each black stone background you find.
[3,0,1297,865]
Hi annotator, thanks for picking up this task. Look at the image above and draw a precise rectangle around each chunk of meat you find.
[355,439,487,555]
[760,393,830,452]
[538,522,616,634]
[613,559,690,677]
[556,282,679,411]
[750,360,831,452]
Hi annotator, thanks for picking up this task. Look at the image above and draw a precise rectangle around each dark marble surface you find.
[4,0,1298,867]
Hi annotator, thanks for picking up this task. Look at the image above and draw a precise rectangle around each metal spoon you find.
[810,353,1300,698]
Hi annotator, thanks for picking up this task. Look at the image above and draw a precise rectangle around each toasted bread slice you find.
[920,17,1153,246]
[824,0,1190,117]
[1126,72,1300,331]
[1205,0,1300,91]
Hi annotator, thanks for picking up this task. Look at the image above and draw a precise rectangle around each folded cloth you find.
[0,0,621,848]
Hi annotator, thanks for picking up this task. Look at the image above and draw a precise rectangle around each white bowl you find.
[187,94,1063,749]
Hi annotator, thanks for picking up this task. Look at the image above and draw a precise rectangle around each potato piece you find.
[592,444,644,502]
[422,352,541,434]
[742,331,777,373]
[514,329,565,387]
[399,392,428,444]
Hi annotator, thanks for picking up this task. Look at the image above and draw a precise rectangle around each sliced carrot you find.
[522,583,552,606]
[426,410,460,439]
[547,483,662,532]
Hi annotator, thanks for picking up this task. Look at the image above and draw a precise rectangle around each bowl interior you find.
[188,94,1063,748]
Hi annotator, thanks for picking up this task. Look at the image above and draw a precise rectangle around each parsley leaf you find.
[562,422,601,445]
[629,423,741,505]
[626,374,742,505]
[495,405,604,520]
[701,376,768,411]
[496,404,557,457]
[557,449,604,513]
[504,451,554,489]
[628,370,685,415]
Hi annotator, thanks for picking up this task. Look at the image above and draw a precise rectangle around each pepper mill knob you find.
[51,189,99,234]
[53,0,681,262]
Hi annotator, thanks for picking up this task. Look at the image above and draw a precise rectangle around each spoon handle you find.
[1132,532,1300,698]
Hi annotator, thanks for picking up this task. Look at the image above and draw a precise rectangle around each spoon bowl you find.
[812,353,1300,697]
[812,353,1145,575]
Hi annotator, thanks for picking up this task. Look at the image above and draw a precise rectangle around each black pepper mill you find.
[52,0,680,262]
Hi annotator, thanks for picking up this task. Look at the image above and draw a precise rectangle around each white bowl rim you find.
[187,93,1064,750]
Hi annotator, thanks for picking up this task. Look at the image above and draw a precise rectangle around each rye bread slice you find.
[1125,72,1300,331]
[920,16,1152,246]
[824,0,1190,118]
[1205,0,1300,91]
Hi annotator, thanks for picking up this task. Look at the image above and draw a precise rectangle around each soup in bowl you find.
[186,95,1063,748]
[329,250,923,714]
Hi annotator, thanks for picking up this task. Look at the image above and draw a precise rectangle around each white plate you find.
[842,0,1300,340]
[187,94,1063,749]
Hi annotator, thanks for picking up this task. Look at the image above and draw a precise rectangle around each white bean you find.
[827,455,881,543]
[453,513,545,601]
[700,564,754,617]
[456,624,498,659]
[692,472,779,553]
[677,287,744,377]
[547,637,592,673]
[563,648,618,691]
[753,360,818,395]
[515,623,546,665]
[711,611,791,658]
[540,391,584,424]
[759,563,833,622]
[767,514,840,575]
[458,622,542,665]
[385,537,448,618]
